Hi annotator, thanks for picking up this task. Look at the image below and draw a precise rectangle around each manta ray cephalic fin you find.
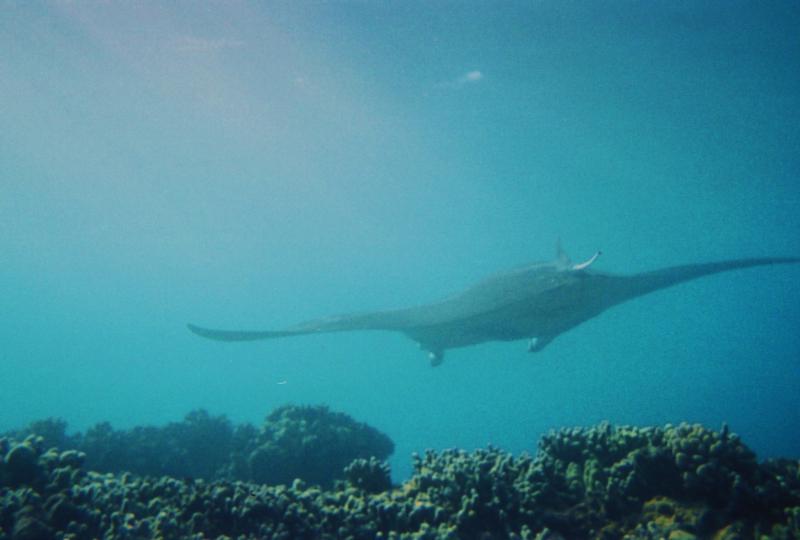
[572,250,602,271]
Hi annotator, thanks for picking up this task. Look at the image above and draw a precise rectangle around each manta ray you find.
[188,245,798,366]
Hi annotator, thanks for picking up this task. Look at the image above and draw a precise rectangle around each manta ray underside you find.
[188,246,799,366]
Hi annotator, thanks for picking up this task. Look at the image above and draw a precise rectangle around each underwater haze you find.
[2,1,800,481]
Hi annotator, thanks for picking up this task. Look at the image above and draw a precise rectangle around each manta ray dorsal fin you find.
[571,250,602,271]
[556,238,571,267]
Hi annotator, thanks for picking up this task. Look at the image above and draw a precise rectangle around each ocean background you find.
[1,1,799,482]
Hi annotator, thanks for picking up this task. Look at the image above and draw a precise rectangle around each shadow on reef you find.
[3,405,394,489]
[1,417,800,539]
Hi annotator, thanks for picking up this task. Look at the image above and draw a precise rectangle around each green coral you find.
[241,405,395,488]
[78,409,235,480]
[4,405,394,489]
[2,417,799,539]
[344,457,392,494]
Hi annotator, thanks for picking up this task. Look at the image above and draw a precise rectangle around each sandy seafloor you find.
[1,2,800,532]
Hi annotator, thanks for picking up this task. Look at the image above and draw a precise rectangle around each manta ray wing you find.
[187,324,303,341]
[187,309,418,342]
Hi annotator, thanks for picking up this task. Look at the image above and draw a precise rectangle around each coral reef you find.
[343,457,393,494]
[1,418,799,539]
[79,409,235,480]
[239,405,395,488]
[6,405,393,489]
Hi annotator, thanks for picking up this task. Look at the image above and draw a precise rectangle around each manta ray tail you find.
[619,256,800,302]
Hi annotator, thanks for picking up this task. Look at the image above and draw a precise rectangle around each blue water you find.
[2,2,799,481]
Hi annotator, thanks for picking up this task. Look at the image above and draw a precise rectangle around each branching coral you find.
[2,417,799,539]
